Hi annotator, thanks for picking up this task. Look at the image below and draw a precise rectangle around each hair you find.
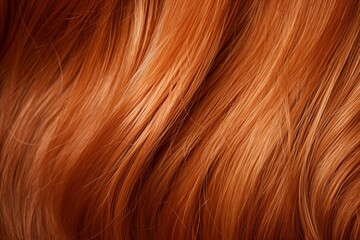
[0,0,359,239]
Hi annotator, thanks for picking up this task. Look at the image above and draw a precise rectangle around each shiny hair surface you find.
[1,0,359,239]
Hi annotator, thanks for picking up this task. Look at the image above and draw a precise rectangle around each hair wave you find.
[1,0,360,239]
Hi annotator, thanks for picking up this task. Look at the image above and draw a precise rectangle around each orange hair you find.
[1,0,359,239]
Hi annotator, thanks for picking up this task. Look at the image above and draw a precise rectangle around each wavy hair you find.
[1,0,359,239]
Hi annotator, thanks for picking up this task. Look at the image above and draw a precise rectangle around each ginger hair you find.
[0,0,359,239]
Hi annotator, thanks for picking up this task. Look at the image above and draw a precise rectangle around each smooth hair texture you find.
[1,0,360,239]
